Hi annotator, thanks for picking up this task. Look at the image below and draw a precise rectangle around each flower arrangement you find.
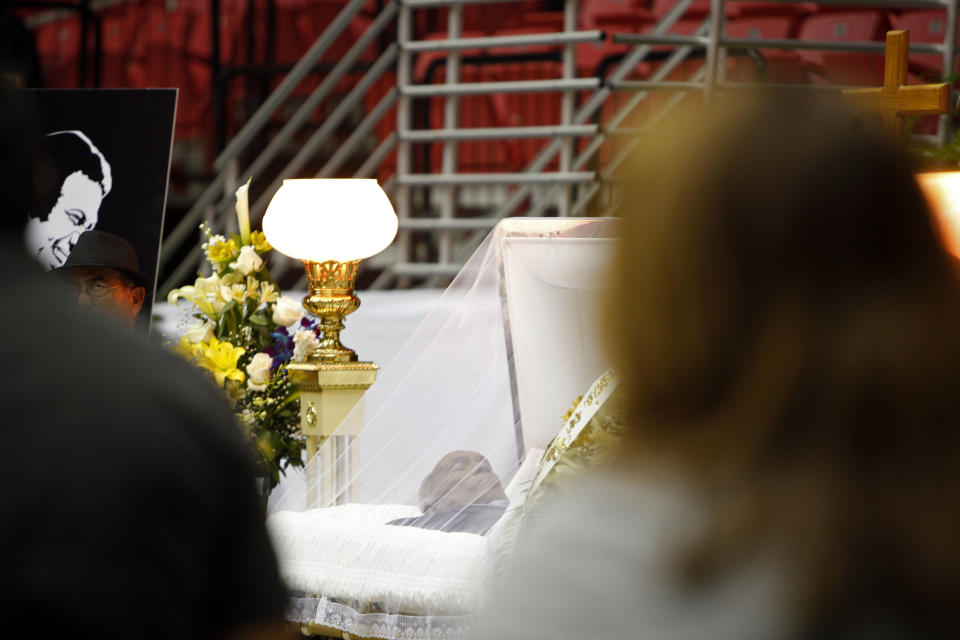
[168,181,319,486]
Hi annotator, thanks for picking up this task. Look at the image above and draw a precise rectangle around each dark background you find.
[27,88,177,330]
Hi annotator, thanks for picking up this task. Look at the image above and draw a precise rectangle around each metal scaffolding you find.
[153,0,960,294]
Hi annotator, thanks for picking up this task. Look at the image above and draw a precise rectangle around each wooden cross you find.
[842,30,949,138]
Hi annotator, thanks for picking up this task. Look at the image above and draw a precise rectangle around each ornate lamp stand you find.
[287,259,377,508]
[262,178,398,509]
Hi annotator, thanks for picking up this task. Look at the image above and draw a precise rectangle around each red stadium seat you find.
[462,2,547,33]
[796,11,888,85]
[34,18,81,87]
[727,2,816,20]
[727,15,794,40]
[725,15,802,83]
[890,10,956,81]
[580,0,650,31]
[649,0,712,19]
[98,9,139,88]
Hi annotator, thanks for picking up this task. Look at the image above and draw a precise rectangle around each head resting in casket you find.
[420,450,507,513]
[387,450,508,534]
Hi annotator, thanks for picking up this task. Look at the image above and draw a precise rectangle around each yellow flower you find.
[205,237,239,264]
[196,337,246,387]
[174,336,203,361]
[220,283,247,304]
[220,272,243,286]
[245,276,261,301]
[167,273,226,319]
[251,230,272,253]
[259,282,280,304]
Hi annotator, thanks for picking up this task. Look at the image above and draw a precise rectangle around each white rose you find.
[183,322,214,344]
[272,296,302,327]
[246,352,273,390]
[293,329,319,363]
[230,245,264,276]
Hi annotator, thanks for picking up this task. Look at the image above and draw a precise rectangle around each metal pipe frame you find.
[560,0,578,216]
[400,78,601,96]
[480,0,698,226]
[399,218,504,230]
[159,0,394,270]
[520,34,709,220]
[402,30,604,52]
[162,0,960,292]
[440,4,462,264]
[941,0,957,143]
[237,4,398,192]
[214,0,373,170]
[613,34,944,55]
[396,2,413,280]
[249,44,401,220]
[705,0,724,98]
[317,88,400,178]
[396,171,596,185]
[356,133,399,179]
[609,80,705,91]
[570,74,703,218]
[399,124,599,141]
[167,0,700,290]
[170,32,398,274]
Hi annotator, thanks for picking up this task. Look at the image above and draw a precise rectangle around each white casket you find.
[267,218,618,639]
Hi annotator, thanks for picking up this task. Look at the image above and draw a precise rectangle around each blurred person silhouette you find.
[0,84,294,639]
[0,5,41,88]
[475,98,960,640]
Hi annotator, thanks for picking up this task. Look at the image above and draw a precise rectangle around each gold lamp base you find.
[301,259,362,362]
[295,258,378,506]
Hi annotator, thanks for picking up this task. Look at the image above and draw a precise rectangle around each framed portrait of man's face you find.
[22,89,177,332]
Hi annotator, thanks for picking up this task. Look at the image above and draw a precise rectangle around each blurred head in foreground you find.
[607,97,960,636]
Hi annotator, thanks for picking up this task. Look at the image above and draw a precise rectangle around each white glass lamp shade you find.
[262,179,398,262]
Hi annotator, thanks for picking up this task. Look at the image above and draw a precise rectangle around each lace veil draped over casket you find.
[267,218,618,638]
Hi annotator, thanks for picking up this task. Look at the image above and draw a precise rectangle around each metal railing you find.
[154,0,960,295]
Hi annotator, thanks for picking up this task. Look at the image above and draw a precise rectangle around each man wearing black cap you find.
[58,229,148,327]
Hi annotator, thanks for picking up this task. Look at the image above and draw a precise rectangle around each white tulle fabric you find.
[267,218,618,639]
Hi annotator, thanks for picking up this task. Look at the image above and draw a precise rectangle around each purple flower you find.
[266,329,294,368]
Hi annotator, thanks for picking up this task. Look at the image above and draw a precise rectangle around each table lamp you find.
[263,178,398,505]
[263,178,398,362]
[916,172,960,259]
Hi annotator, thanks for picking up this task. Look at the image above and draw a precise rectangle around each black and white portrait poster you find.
[22,88,177,331]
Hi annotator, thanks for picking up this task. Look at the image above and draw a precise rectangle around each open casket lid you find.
[495,218,618,456]
[271,218,619,513]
